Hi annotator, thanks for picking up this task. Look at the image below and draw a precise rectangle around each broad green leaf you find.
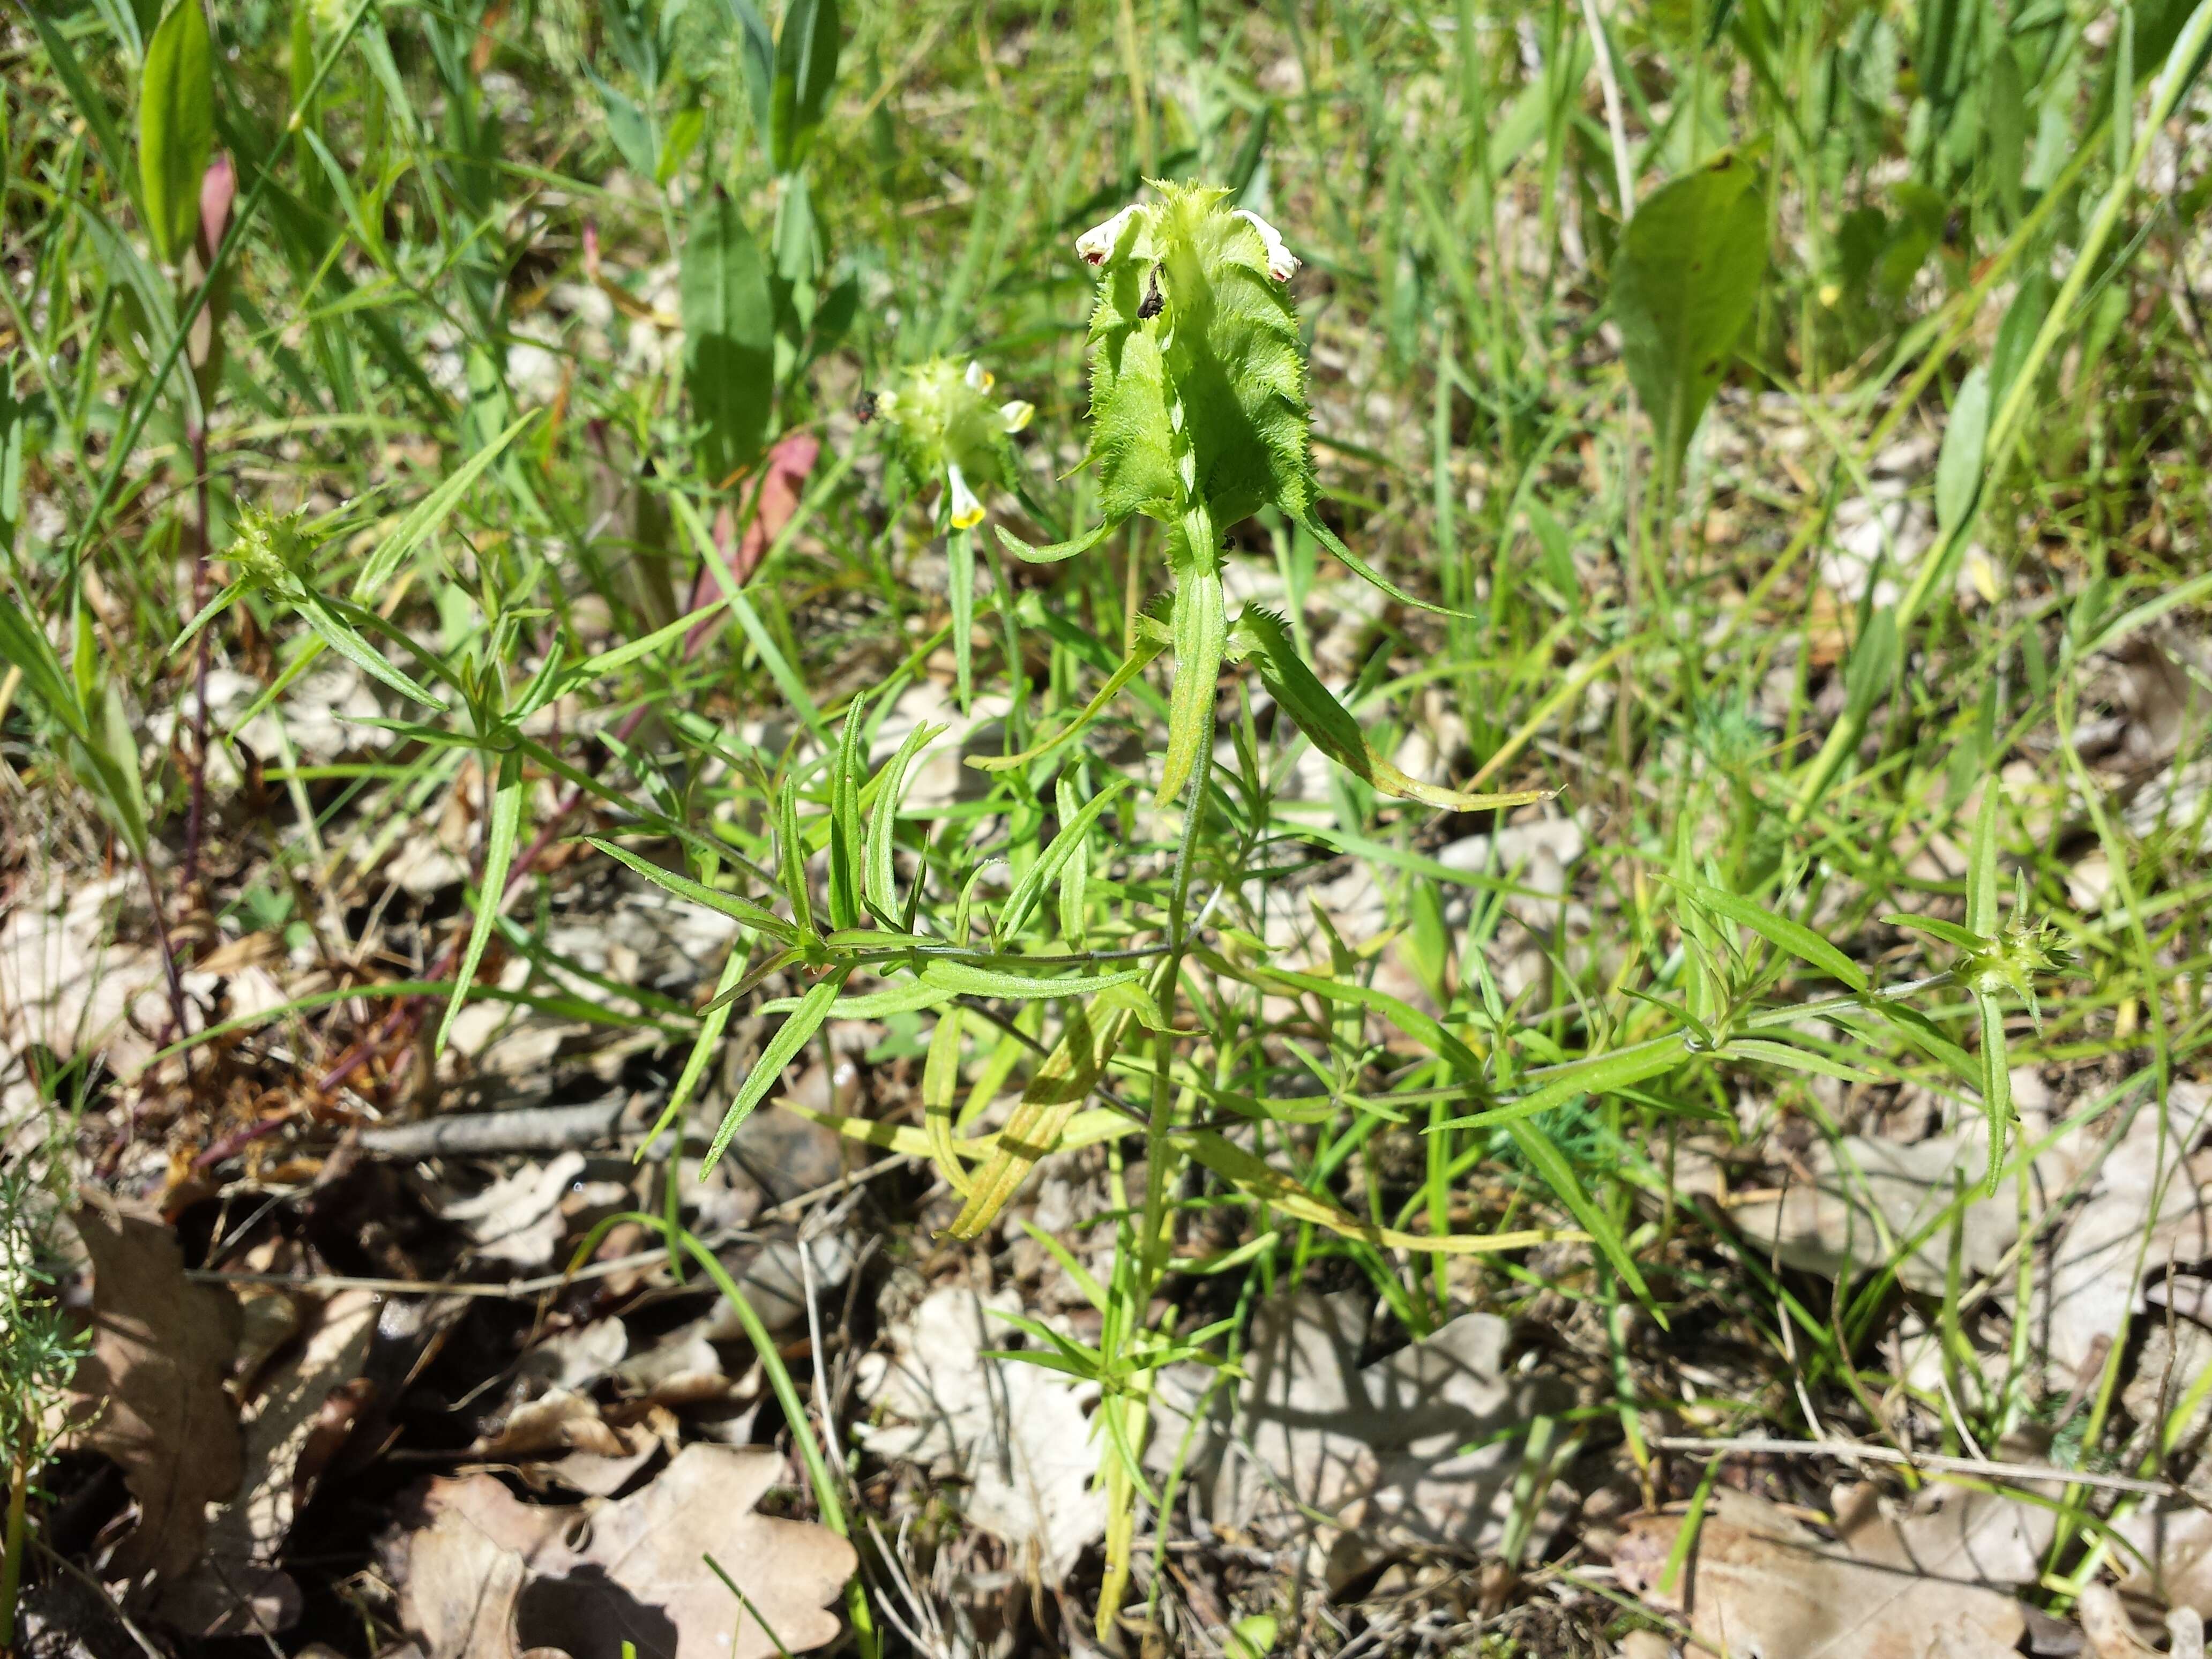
[353,409,542,599]
[1082,183,1311,529]
[1610,150,1767,483]
[139,0,213,266]
[1159,564,1224,803]
[1681,880,1868,992]
[767,0,840,173]
[680,193,774,482]
[1934,365,1990,536]
[701,970,849,1174]
[435,748,525,1054]
[585,837,796,941]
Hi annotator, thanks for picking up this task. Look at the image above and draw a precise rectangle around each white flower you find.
[1076,204,1140,265]
[964,360,994,392]
[1233,208,1299,281]
[945,460,985,530]
[999,399,1034,433]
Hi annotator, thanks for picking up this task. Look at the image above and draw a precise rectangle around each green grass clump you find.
[3,0,2208,1650]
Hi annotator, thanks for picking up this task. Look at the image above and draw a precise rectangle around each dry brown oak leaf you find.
[402,1443,854,1659]
[1614,1484,2045,1659]
[66,1201,244,1583]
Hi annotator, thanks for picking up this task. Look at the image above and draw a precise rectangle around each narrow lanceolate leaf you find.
[865,719,945,920]
[701,970,850,1175]
[1609,149,1768,484]
[1235,608,1546,809]
[1159,566,1224,803]
[924,1006,969,1195]
[637,937,752,1159]
[1298,511,1480,619]
[1967,783,2004,939]
[993,780,1126,947]
[775,773,815,940]
[294,588,449,711]
[1177,1131,1587,1256]
[1505,1120,1657,1315]
[139,0,214,266]
[948,1002,1132,1239]
[1977,993,2012,1194]
[680,192,774,482]
[826,695,868,931]
[1681,881,1869,993]
[968,638,1163,774]
[436,749,526,1055]
[754,962,1144,1017]
[947,528,976,711]
[353,410,542,600]
[993,518,1117,564]
[585,838,796,941]
[1056,775,1089,948]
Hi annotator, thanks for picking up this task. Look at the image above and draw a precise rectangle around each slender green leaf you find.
[139,0,214,265]
[435,748,526,1055]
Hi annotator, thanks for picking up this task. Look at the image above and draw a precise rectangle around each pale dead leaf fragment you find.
[2078,1582,2158,1656]
[439,1152,591,1270]
[1615,1485,2043,1659]
[855,1286,1105,1576]
[532,1443,854,1659]
[66,1202,244,1582]
[1164,1290,1567,1579]
[2037,1086,2212,1374]
[1730,1123,2019,1296]
[474,1389,628,1460]
[163,1288,380,1635]
[401,1446,852,1659]
[401,1497,562,1659]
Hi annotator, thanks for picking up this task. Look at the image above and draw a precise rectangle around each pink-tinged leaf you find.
[197,151,235,265]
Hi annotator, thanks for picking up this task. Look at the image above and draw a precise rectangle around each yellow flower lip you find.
[945,460,985,529]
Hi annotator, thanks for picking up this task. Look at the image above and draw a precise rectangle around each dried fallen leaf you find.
[855,1286,1105,1576]
[1161,1290,1567,1582]
[1614,1484,2046,1659]
[2037,1086,2212,1374]
[1731,1122,2020,1296]
[402,1444,853,1659]
[66,1201,243,1582]
[162,1287,380,1635]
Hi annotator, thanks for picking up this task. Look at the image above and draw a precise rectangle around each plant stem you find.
[0,1443,27,1649]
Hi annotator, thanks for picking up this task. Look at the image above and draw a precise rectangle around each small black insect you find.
[854,390,879,423]
[1137,266,1164,320]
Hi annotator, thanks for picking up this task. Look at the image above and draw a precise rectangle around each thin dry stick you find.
[1649,1434,2179,1498]
[185,1153,913,1299]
